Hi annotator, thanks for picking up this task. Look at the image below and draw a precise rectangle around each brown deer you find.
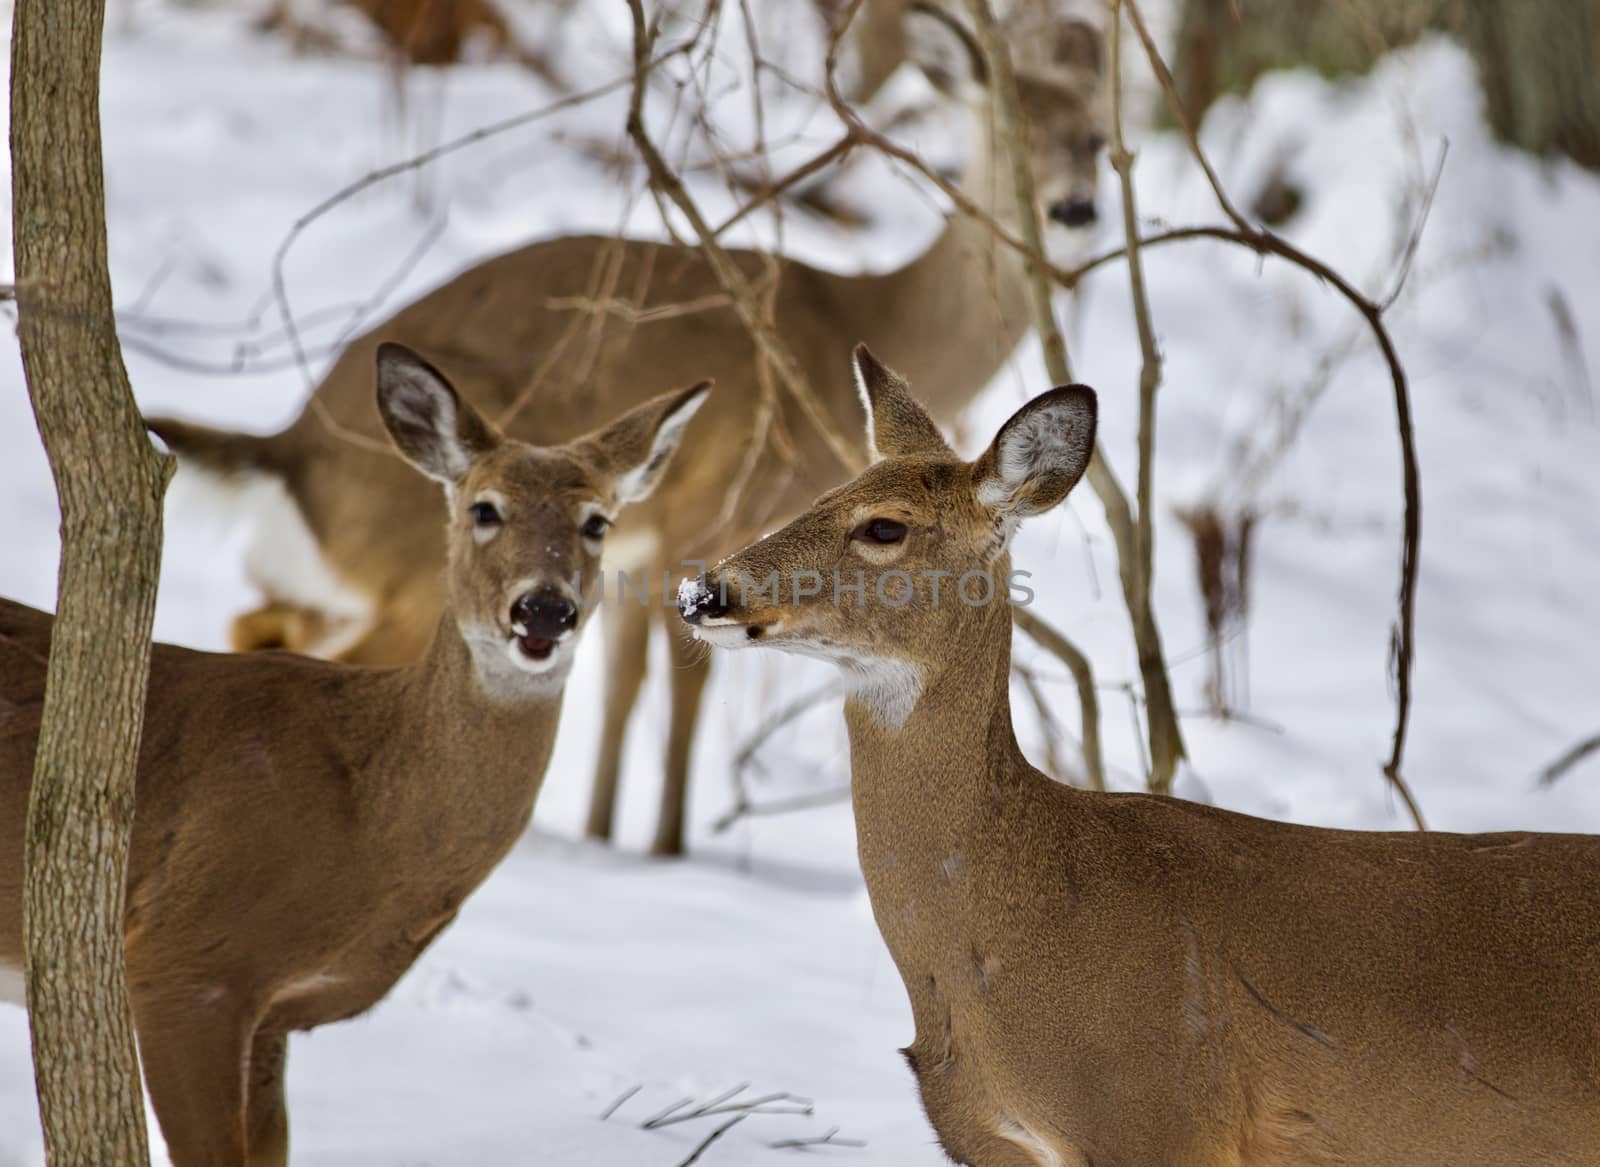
[681,345,1600,1166]
[145,1,1107,857]
[0,344,708,1167]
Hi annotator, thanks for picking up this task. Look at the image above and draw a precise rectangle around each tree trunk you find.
[1169,0,1600,170]
[10,0,171,1162]
[1458,0,1600,170]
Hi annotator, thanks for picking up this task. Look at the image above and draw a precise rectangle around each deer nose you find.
[510,587,578,639]
[1048,197,1098,228]
[678,575,729,625]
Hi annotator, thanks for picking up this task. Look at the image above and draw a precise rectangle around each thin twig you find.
[1105,0,1178,793]
[625,0,863,475]
[601,1084,643,1121]
[643,1086,813,1129]
[671,1115,747,1167]
[1547,286,1595,419]
[659,1082,751,1124]
[768,1125,868,1150]
[1536,733,1600,787]
[712,132,859,238]
[1380,139,1449,312]
[1016,661,1069,781]
[713,787,853,834]
[821,0,1070,287]
[643,1096,697,1129]
[961,0,1179,792]
[958,0,1072,385]
[733,681,845,772]
[1013,608,1103,791]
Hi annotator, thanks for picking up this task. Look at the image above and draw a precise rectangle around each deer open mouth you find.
[510,624,556,661]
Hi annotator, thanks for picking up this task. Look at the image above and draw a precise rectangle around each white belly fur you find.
[169,462,374,658]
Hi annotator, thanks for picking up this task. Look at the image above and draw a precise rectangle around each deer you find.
[0,343,709,1167]
[144,1,1108,857]
[680,345,1600,1166]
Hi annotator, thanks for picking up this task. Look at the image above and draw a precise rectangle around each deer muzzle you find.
[509,586,578,660]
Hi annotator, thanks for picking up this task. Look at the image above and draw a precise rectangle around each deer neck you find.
[843,598,1025,874]
[381,613,564,831]
[841,129,1036,422]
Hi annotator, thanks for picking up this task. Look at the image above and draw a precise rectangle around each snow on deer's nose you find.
[677,575,728,625]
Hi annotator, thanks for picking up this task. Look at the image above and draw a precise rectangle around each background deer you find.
[144,0,1106,857]
[0,344,707,1167]
[682,346,1600,1166]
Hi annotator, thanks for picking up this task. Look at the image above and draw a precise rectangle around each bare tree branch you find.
[1122,0,1426,827]
[960,0,1184,793]
[821,0,1071,284]
[712,131,860,238]
[1105,0,1182,793]
[1013,608,1104,791]
[625,0,864,475]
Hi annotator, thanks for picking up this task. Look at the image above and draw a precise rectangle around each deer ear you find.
[587,380,712,505]
[972,385,1097,519]
[376,343,500,485]
[903,0,987,99]
[853,344,952,461]
[1052,19,1104,78]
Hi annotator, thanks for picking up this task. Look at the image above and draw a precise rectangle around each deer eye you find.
[854,518,908,545]
[1086,132,1107,154]
[469,501,502,527]
[581,514,611,540]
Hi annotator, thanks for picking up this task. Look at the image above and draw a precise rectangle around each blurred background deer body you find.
[148,1,1107,856]
[0,346,706,1166]
[683,349,1600,1166]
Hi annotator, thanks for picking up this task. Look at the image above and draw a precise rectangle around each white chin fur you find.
[503,637,568,676]
[1043,219,1097,266]
[459,623,573,700]
[690,621,768,650]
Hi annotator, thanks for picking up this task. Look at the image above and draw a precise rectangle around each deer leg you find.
[229,601,322,654]
[137,1002,250,1167]
[331,583,439,667]
[245,1027,289,1167]
[649,621,711,857]
[586,599,651,841]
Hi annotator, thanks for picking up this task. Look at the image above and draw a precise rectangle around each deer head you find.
[376,343,709,697]
[680,344,1094,726]
[904,0,1107,231]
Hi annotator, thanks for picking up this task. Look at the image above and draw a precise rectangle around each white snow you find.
[1,5,1599,1165]
[677,575,712,616]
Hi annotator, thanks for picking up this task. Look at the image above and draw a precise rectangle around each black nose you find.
[511,588,578,638]
[678,575,729,625]
[1049,198,1097,228]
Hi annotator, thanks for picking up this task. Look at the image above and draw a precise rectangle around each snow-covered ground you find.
[2,3,1599,1164]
